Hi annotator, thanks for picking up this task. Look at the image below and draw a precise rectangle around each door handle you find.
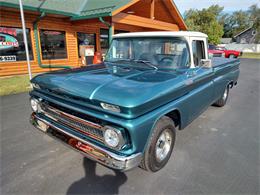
[186,70,197,78]
[185,78,194,86]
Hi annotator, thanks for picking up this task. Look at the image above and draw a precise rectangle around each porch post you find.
[109,23,114,45]
[150,0,155,19]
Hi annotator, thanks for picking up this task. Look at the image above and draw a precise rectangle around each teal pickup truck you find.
[30,31,240,172]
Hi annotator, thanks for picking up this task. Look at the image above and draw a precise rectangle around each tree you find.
[248,4,260,43]
[220,4,259,42]
[184,5,224,44]
[184,4,259,43]
[221,10,250,38]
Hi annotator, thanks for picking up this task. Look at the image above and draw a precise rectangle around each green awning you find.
[0,0,132,20]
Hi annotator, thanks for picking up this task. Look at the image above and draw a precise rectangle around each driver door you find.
[185,38,214,122]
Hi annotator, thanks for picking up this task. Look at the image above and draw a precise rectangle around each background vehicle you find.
[30,31,240,172]
[208,44,225,58]
[209,44,241,58]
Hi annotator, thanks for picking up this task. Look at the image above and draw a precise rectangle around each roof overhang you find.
[0,1,76,17]
[0,0,187,30]
[113,31,208,38]
[233,26,253,38]
[162,0,187,30]
[112,13,179,31]
[71,0,140,21]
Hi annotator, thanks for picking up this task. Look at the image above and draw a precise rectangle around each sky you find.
[174,0,260,14]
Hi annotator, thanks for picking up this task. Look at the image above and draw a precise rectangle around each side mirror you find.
[200,59,212,68]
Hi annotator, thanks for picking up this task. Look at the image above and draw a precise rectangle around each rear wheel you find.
[214,85,229,107]
[139,116,176,172]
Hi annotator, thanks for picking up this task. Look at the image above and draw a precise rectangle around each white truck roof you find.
[113,31,208,38]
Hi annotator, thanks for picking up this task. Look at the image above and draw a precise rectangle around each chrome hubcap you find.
[155,129,172,162]
[223,88,228,100]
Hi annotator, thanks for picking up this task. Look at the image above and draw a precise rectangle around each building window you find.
[40,30,67,60]
[77,32,96,57]
[0,26,33,62]
[100,29,129,56]
[240,38,246,44]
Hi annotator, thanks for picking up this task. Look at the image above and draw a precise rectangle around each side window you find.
[192,40,205,66]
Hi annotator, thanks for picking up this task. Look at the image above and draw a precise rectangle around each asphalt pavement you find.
[1,58,259,195]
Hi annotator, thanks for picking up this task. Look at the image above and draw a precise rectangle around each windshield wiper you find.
[105,59,132,63]
[131,59,158,70]
[105,59,158,70]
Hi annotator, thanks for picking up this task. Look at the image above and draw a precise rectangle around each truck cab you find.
[30,31,240,172]
[109,31,210,68]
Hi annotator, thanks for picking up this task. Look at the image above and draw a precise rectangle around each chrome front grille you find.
[41,104,104,142]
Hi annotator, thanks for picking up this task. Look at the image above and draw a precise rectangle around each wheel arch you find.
[228,80,234,88]
[165,109,182,129]
[142,108,182,153]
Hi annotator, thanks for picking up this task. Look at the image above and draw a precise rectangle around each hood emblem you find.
[112,66,117,74]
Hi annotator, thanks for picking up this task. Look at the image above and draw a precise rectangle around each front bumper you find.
[30,113,142,171]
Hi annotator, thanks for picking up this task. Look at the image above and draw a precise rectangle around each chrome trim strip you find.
[41,103,127,149]
[43,111,104,142]
[41,103,104,142]
[31,113,142,171]
[42,103,102,129]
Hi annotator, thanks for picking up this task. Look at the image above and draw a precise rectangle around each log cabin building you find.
[0,0,187,76]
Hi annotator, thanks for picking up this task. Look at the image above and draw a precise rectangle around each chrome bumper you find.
[30,113,142,171]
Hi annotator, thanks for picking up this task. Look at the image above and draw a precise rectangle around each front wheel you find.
[139,116,176,172]
[229,54,236,58]
[214,85,229,107]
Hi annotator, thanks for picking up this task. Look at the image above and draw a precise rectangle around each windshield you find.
[216,46,226,51]
[209,44,216,50]
[105,37,190,70]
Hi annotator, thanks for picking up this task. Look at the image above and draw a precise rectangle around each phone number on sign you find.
[0,56,16,62]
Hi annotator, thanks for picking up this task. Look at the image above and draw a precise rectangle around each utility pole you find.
[19,0,32,80]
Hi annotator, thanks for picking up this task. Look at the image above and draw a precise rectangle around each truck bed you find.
[212,57,240,68]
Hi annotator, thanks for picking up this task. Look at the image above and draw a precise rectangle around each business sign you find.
[0,33,19,50]
[85,45,95,56]
[0,27,17,37]
[0,55,16,62]
[43,31,61,35]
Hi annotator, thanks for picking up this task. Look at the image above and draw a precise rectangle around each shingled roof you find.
[0,0,186,29]
[0,0,133,18]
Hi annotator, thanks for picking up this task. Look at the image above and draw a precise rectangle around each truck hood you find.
[31,63,187,118]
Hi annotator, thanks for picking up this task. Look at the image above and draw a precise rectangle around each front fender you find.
[124,93,193,154]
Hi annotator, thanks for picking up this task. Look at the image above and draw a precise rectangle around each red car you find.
[209,44,241,58]
[208,46,225,58]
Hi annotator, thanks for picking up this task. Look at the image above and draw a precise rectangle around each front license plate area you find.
[68,138,106,158]
[38,120,49,132]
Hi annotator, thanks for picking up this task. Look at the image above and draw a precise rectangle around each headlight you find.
[32,83,40,90]
[103,126,124,149]
[100,103,120,113]
[30,98,42,113]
